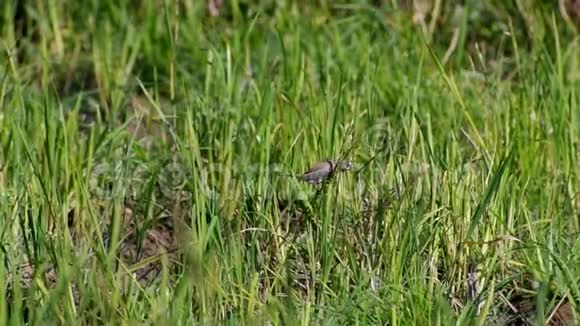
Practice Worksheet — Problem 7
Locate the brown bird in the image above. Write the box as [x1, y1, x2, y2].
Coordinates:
[298, 159, 353, 185]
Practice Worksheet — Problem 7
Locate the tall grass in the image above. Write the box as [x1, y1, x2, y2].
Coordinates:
[0, 0, 578, 324]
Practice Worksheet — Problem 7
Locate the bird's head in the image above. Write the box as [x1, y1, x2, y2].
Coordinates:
[337, 160, 354, 171]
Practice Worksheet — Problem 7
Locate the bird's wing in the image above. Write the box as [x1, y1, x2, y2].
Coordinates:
[301, 160, 334, 175]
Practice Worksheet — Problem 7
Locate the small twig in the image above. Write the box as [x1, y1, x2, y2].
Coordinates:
[428, 0, 442, 36]
[442, 28, 460, 65]
[546, 295, 569, 325]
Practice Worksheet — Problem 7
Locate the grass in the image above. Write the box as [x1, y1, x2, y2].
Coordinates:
[0, 0, 579, 324]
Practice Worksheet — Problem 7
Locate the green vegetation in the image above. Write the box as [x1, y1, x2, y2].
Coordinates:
[0, 0, 578, 324]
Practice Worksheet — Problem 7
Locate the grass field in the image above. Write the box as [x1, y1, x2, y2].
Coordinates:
[0, 1, 579, 324]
